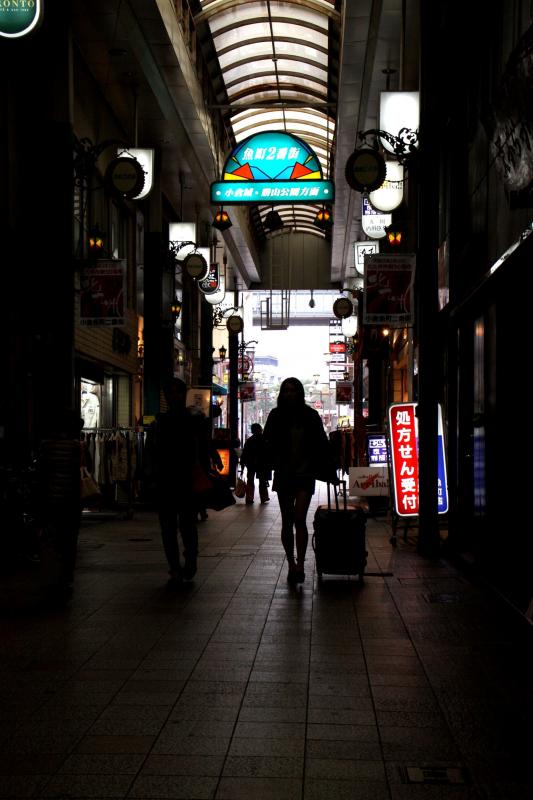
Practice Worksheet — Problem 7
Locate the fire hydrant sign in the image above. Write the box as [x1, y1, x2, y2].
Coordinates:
[388, 402, 448, 517]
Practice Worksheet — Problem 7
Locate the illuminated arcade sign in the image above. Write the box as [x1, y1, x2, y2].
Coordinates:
[0, 0, 42, 38]
[211, 131, 335, 205]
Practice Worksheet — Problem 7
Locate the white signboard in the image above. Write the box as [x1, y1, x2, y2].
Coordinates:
[349, 467, 389, 497]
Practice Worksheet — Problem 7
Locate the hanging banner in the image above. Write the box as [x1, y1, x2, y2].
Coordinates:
[363, 253, 415, 326]
[388, 402, 448, 517]
[80, 260, 126, 326]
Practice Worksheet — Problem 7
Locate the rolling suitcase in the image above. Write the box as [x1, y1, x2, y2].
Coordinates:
[312, 482, 367, 581]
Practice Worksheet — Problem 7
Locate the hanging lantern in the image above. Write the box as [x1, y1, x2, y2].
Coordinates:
[212, 208, 232, 231]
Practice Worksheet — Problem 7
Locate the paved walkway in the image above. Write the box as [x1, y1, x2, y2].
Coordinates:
[0, 486, 532, 799]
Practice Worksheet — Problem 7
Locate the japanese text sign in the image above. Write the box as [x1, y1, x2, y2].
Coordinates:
[388, 403, 448, 517]
[367, 433, 388, 465]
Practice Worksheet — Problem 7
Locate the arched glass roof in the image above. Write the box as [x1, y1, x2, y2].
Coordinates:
[196, 0, 339, 237]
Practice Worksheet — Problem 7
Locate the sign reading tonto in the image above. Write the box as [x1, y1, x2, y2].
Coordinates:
[211, 131, 335, 204]
[0, 0, 42, 38]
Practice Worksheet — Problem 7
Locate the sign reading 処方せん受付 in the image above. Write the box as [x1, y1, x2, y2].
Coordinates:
[211, 131, 334, 204]
[388, 402, 448, 517]
[0, 0, 43, 38]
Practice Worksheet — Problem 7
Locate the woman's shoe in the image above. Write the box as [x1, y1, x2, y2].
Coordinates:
[287, 563, 299, 583]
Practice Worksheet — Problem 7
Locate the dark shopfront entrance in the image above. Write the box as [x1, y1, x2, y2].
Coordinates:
[448, 234, 533, 617]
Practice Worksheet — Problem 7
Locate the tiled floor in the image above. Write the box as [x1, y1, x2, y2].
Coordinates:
[1, 485, 532, 799]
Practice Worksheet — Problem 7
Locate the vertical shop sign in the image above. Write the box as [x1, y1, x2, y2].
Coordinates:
[80, 260, 126, 326]
[363, 253, 415, 326]
[388, 402, 448, 517]
[367, 433, 388, 465]
[0, 0, 43, 38]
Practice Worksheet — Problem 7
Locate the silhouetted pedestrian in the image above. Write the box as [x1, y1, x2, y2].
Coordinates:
[154, 378, 211, 584]
[263, 377, 338, 584]
[240, 423, 270, 504]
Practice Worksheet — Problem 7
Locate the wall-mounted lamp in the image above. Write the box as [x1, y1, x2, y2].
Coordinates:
[212, 208, 232, 231]
[170, 299, 182, 318]
[384, 222, 404, 247]
[218, 345, 227, 361]
[88, 226, 105, 259]
[313, 207, 333, 230]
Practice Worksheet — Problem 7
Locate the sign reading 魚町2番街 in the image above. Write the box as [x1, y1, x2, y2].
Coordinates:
[0, 0, 43, 38]
[211, 131, 334, 204]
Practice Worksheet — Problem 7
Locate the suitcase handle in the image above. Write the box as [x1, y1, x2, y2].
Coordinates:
[326, 480, 347, 511]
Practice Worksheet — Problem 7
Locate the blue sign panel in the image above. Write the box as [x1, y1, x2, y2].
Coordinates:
[211, 130, 335, 205]
[367, 433, 389, 466]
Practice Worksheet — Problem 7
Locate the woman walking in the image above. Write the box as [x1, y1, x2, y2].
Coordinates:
[263, 377, 338, 583]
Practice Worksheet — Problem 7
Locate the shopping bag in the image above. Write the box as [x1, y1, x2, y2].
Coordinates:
[80, 467, 101, 502]
[204, 473, 236, 511]
[234, 476, 246, 499]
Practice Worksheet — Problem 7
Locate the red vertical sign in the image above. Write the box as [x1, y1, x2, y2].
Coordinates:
[389, 403, 419, 516]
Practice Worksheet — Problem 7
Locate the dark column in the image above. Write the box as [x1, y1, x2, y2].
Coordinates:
[143, 232, 165, 416]
[1, 4, 74, 462]
[199, 301, 214, 387]
[416, 1, 441, 556]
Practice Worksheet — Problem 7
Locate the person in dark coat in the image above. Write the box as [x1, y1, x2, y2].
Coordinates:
[154, 378, 211, 583]
[262, 377, 338, 584]
[240, 423, 270, 505]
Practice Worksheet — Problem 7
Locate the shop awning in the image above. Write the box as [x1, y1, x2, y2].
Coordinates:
[212, 382, 228, 395]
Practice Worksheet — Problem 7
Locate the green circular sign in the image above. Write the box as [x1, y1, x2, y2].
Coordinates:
[0, 0, 42, 38]
[345, 149, 386, 192]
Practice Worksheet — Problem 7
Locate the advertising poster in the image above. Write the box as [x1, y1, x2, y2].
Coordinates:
[239, 382, 256, 402]
[186, 387, 211, 417]
[363, 253, 415, 326]
[336, 382, 353, 403]
[80, 260, 127, 326]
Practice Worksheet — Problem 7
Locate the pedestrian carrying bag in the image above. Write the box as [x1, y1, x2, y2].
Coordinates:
[234, 474, 246, 499]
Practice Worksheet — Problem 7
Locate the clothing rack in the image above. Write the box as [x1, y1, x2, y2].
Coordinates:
[81, 427, 145, 516]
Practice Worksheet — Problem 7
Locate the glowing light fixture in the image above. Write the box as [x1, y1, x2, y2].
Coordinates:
[341, 315, 358, 338]
[379, 92, 420, 155]
[169, 222, 196, 260]
[368, 161, 404, 213]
